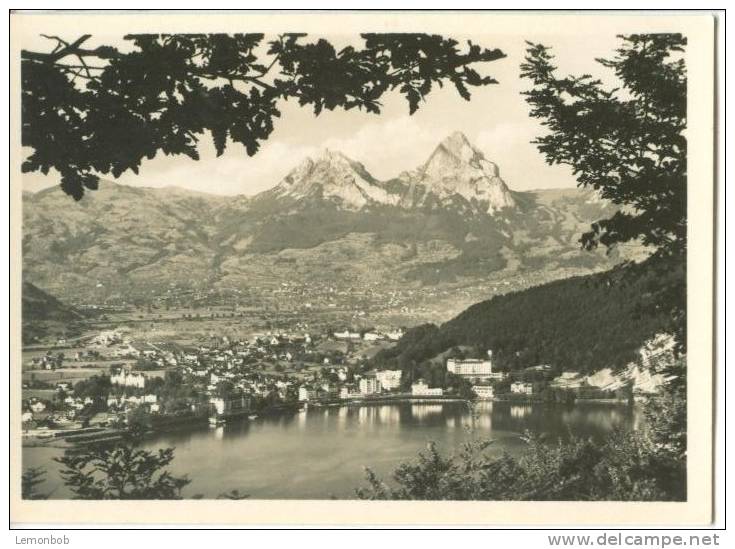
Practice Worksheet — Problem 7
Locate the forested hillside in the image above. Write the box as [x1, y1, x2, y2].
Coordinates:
[22, 282, 85, 344]
[372, 262, 675, 377]
[22, 282, 84, 322]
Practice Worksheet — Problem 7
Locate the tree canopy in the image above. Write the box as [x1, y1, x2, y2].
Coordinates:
[521, 34, 687, 345]
[358, 354, 687, 501]
[55, 441, 190, 499]
[372, 265, 675, 376]
[22, 33, 505, 200]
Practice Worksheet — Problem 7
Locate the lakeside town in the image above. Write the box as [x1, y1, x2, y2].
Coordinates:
[22, 321, 671, 448]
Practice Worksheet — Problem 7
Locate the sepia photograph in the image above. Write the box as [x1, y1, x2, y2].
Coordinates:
[9, 9, 717, 526]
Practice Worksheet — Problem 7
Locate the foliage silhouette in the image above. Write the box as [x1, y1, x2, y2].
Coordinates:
[358, 35, 690, 501]
[357, 358, 686, 501]
[22, 467, 48, 500]
[372, 261, 675, 376]
[55, 438, 190, 499]
[521, 35, 687, 347]
[22, 33, 505, 199]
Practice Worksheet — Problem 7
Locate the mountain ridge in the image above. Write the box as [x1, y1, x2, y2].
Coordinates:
[252, 131, 518, 214]
[22, 132, 645, 316]
[23, 131, 521, 214]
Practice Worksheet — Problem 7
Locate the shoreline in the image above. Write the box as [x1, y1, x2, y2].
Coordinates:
[22, 397, 635, 448]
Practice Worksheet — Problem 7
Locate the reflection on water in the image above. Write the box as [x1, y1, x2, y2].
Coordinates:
[510, 404, 533, 419]
[383, 405, 401, 424]
[475, 414, 492, 431]
[23, 401, 642, 500]
[410, 404, 444, 421]
[473, 401, 494, 413]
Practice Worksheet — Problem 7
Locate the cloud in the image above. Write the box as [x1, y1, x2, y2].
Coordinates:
[475, 123, 577, 190]
[131, 117, 454, 196]
[100, 117, 448, 195]
[317, 117, 449, 179]
[23, 117, 577, 197]
[110, 138, 317, 196]
[21, 31, 623, 197]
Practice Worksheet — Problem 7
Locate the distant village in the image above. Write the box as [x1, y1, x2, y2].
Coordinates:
[22, 324, 670, 443]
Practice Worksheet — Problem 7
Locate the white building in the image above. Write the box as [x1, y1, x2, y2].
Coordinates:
[411, 380, 443, 397]
[110, 369, 146, 389]
[298, 386, 316, 402]
[359, 377, 381, 395]
[335, 330, 361, 340]
[210, 395, 250, 415]
[339, 387, 362, 400]
[363, 332, 384, 342]
[511, 382, 534, 395]
[385, 329, 405, 341]
[446, 358, 495, 380]
[375, 370, 402, 391]
[472, 385, 495, 400]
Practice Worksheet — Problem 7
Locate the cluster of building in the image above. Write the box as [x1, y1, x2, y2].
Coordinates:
[333, 328, 405, 342]
[28, 352, 64, 370]
[296, 353, 515, 404]
[22, 391, 115, 429]
[297, 368, 447, 402]
[25, 329, 554, 435]
[445, 354, 506, 400]
[297, 369, 402, 402]
[110, 368, 146, 389]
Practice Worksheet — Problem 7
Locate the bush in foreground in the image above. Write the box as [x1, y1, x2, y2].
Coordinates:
[357, 363, 686, 501]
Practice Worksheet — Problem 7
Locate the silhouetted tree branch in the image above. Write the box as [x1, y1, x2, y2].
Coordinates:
[22, 466, 48, 500]
[521, 34, 687, 347]
[55, 440, 190, 499]
[21, 33, 506, 200]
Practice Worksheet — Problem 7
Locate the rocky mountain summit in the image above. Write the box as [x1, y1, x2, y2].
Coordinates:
[22, 131, 642, 312]
[396, 131, 516, 213]
[260, 148, 400, 210]
[254, 132, 516, 214]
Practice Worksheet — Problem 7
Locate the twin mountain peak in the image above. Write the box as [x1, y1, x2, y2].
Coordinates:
[30, 131, 517, 216]
[264, 131, 516, 214]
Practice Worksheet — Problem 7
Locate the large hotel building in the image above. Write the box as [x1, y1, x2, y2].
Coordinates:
[446, 357, 500, 381]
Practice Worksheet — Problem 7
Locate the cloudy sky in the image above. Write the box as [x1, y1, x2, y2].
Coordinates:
[22, 32, 623, 196]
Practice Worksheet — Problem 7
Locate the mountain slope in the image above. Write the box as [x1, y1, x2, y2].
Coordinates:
[22, 282, 86, 345]
[23, 180, 233, 297]
[21, 132, 648, 317]
[372, 262, 673, 375]
[22, 281, 84, 322]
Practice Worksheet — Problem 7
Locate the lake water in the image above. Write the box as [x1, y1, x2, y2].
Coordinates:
[23, 401, 643, 499]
